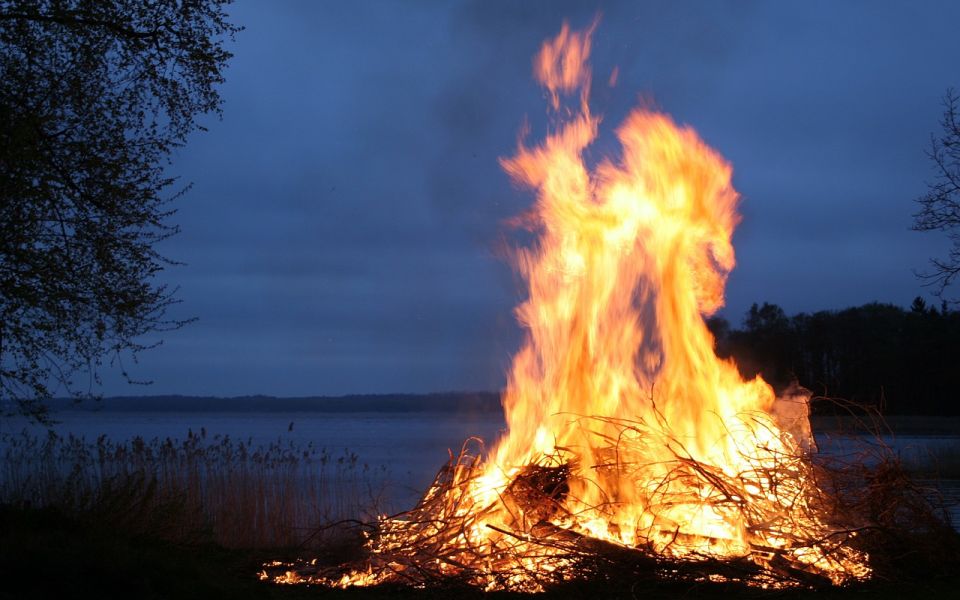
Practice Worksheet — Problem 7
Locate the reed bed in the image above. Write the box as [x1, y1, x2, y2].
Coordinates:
[0, 428, 388, 549]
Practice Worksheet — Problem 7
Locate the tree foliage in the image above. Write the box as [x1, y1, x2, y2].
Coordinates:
[0, 0, 240, 420]
[914, 88, 960, 300]
[711, 300, 960, 416]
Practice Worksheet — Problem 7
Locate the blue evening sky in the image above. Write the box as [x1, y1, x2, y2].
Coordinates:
[100, 0, 960, 397]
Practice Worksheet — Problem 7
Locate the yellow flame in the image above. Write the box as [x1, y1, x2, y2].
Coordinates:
[486, 20, 867, 582]
[486, 21, 783, 554]
[315, 21, 870, 590]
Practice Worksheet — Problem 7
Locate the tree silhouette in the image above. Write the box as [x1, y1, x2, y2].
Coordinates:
[714, 301, 960, 416]
[0, 1, 240, 420]
[914, 88, 960, 301]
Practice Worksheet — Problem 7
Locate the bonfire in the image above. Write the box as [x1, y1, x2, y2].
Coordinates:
[264, 22, 956, 592]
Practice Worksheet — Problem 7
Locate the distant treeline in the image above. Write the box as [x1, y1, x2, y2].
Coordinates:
[33, 300, 958, 418]
[708, 298, 960, 416]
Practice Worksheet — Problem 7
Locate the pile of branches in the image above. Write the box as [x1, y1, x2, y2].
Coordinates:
[263, 417, 959, 593]
[811, 410, 960, 583]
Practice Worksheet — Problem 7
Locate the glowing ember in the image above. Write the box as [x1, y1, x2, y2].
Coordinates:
[270, 21, 872, 590]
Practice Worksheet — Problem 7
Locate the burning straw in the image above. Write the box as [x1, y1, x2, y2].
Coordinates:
[264, 412, 880, 591]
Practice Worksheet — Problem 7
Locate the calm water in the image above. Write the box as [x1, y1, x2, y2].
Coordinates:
[3, 410, 957, 522]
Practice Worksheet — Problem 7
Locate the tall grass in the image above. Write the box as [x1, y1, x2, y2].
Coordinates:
[0, 428, 388, 549]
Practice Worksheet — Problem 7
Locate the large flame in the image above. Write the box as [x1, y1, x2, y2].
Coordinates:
[488, 20, 791, 552]
[275, 22, 870, 591]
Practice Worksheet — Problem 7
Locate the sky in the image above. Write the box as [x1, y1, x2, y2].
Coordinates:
[101, 0, 960, 397]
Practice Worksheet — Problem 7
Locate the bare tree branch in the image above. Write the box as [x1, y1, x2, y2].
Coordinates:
[913, 88, 960, 301]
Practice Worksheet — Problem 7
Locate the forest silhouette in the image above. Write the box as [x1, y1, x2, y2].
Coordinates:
[708, 299, 960, 416]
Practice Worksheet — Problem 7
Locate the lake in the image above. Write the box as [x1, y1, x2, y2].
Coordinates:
[0, 409, 506, 510]
[3, 409, 957, 523]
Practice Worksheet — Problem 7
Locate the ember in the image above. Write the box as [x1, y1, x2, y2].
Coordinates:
[265, 21, 878, 591]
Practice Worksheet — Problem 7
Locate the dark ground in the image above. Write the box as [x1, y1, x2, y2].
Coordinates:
[2, 505, 959, 600]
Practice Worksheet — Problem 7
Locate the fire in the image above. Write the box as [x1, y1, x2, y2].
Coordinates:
[272, 22, 871, 590]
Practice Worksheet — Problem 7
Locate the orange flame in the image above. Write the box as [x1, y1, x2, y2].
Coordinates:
[478, 20, 855, 570]
[534, 20, 597, 111]
[309, 21, 870, 590]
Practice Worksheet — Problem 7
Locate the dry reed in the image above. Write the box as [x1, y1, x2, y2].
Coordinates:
[0, 428, 388, 549]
